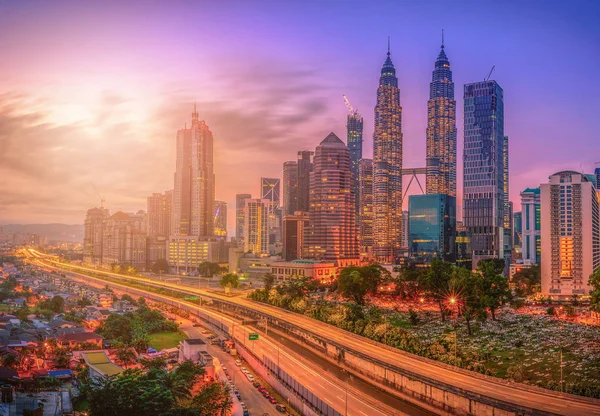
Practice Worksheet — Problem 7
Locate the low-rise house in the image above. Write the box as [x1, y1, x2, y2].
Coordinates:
[112, 300, 136, 313]
[178, 339, 206, 362]
[81, 351, 123, 380]
[48, 319, 79, 330]
[56, 332, 103, 349]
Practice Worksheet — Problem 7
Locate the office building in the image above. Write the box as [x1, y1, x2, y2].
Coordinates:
[520, 188, 541, 264]
[408, 194, 456, 262]
[172, 105, 214, 238]
[541, 171, 600, 298]
[373, 44, 403, 263]
[463, 80, 505, 268]
[346, 107, 363, 216]
[594, 167, 600, 189]
[83, 207, 110, 266]
[261, 177, 281, 247]
[305, 133, 358, 260]
[102, 211, 147, 271]
[455, 221, 472, 270]
[297, 150, 314, 212]
[282, 212, 309, 261]
[283, 161, 299, 216]
[426, 39, 457, 196]
[358, 159, 373, 255]
[513, 211, 522, 247]
[244, 198, 270, 256]
[167, 236, 227, 274]
[235, 193, 251, 241]
[401, 210, 409, 250]
[213, 200, 227, 238]
[147, 190, 172, 237]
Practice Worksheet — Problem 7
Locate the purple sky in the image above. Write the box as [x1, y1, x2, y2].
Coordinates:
[1, 0, 599, 233]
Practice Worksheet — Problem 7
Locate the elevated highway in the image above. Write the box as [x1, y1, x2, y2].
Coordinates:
[27, 250, 600, 416]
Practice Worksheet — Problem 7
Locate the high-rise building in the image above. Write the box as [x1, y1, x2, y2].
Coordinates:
[167, 236, 227, 274]
[235, 193, 251, 241]
[346, 107, 363, 216]
[408, 194, 456, 262]
[503, 136, 512, 268]
[283, 161, 299, 216]
[372, 44, 403, 263]
[282, 212, 309, 261]
[83, 207, 110, 266]
[244, 198, 269, 256]
[463, 80, 505, 268]
[541, 171, 600, 298]
[297, 150, 314, 213]
[172, 105, 214, 238]
[358, 159, 373, 255]
[305, 133, 358, 260]
[594, 167, 600, 189]
[426, 39, 457, 196]
[513, 211, 522, 247]
[261, 177, 281, 248]
[455, 221, 472, 270]
[147, 190, 172, 237]
[401, 210, 409, 250]
[102, 211, 147, 271]
[521, 188, 541, 264]
[213, 200, 227, 238]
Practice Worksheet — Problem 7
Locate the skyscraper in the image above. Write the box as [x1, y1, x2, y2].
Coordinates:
[282, 212, 309, 261]
[520, 188, 540, 264]
[305, 133, 358, 260]
[172, 105, 214, 238]
[283, 161, 298, 216]
[244, 198, 269, 256]
[594, 167, 600, 190]
[235, 193, 251, 240]
[513, 211, 522, 247]
[297, 150, 314, 213]
[372, 43, 403, 263]
[541, 171, 600, 298]
[426, 38, 457, 196]
[358, 159, 373, 254]
[83, 206, 110, 266]
[463, 80, 505, 268]
[213, 200, 227, 238]
[261, 177, 281, 248]
[346, 106, 363, 216]
[409, 194, 456, 262]
[147, 190, 172, 237]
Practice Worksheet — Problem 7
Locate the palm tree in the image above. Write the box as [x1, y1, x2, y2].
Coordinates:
[156, 370, 192, 403]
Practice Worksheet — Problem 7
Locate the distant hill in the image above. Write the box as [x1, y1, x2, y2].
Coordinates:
[0, 224, 84, 243]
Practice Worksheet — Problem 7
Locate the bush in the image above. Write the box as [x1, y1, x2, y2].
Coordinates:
[408, 308, 419, 326]
[547, 306, 556, 316]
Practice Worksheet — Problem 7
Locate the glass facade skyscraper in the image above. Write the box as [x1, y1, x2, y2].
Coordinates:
[426, 41, 457, 196]
[463, 80, 505, 268]
[347, 110, 363, 217]
[373, 44, 403, 263]
[408, 194, 456, 262]
[520, 187, 541, 264]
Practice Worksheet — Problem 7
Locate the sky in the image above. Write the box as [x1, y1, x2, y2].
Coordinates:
[1, 0, 599, 234]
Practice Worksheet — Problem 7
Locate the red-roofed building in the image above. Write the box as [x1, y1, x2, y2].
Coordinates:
[56, 332, 103, 349]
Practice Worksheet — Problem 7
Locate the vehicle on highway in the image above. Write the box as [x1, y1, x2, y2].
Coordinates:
[246, 374, 255, 382]
[243, 410, 249, 416]
[241, 366, 248, 374]
[269, 397, 277, 405]
[258, 386, 266, 393]
[192, 323, 202, 327]
[275, 405, 287, 413]
[222, 366, 227, 373]
[235, 359, 241, 366]
[253, 381, 261, 388]
[240, 402, 247, 409]
[236, 393, 242, 400]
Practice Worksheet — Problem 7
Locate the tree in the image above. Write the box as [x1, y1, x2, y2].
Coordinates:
[50, 295, 65, 313]
[152, 259, 169, 274]
[589, 268, 600, 313]
[478, 259, 510, 321]
[512, 264, 541, 296]
[121, 294, 138, 306]
[419, 260, 454, 321]
[198, 262, 226, 278]
[263, 272, 276, 292]
[115, 347, 137, 369]
[451, 267, 485, 335]
[2, 353, 18, 369]
[338, 269, 370, 305]
[190, 381, 232, 416]
[220, 273, 239, 295]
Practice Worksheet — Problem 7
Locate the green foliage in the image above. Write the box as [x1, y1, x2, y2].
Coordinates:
[115, 347, 137, 368]
[120, 294, 137, 306]
[263, 272, 275, 292]
[478, 259, 511, 321]
[408, 308, 419, 326]
[337, 265, 389, 305]
[152, 259, 169, 274]
[219, 273, 239, 294]
[512, 264, 541, 296]
[198, 262, 226, 278]
[419, 260, 454, 321]
[547, 306, 556, 316]
[589, 268, 600, 313]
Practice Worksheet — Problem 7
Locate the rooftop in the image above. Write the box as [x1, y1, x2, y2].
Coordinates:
[184, 338, 205, 345]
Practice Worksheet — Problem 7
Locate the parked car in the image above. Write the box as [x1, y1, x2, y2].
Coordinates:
[269, 397, 277, 405]
[192, 323, 202, 327]
[258, 386, 266, 392]
[243, 410, 249, 416]
[275, 405, 287, 413]
[246, 374, 255, 382]
[253, 381, 261, 388]
[236, 394, 242, 400]
[241, 367, 248, 374]
[235, 359, 242, 366]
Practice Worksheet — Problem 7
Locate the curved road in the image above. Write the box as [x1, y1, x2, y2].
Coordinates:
[29, 251, 600, 416]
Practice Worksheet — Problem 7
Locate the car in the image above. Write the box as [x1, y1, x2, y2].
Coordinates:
[235, 360, 242, 366]
[222, 366, 227, 373]
[240, 402, 247, 409]
[269, 397, 277, 405]
[246, 374, 255, 382]
[240, 366, 248, 373]
[227, 376, 232, 382]
[262, 414, 270, 416]
[233, 389, 239, 395]
[192, 323, 202, 327]
[275, 405, 287, 413]
[236, 394, 242, 400]
[243, 410, 249, 416]
[167, 359, 177, 364]
[253, 381, 261, 388]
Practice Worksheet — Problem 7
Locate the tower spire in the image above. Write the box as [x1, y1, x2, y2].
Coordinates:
[192, 101, 198, 123]
[387, 36, 390, 56]
[442, 29, 444, 48]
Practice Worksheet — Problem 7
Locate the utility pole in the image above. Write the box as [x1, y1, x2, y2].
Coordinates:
[560, 348, 563, 391]
[345, 376, 348, 416]
[454, 331, 457, 362]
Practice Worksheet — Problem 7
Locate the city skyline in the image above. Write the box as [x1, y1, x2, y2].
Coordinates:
[1, 1, 600, 237]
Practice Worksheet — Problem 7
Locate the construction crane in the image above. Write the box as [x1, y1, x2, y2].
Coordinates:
[92, 183, 105, 208]
[485, 65, 495, 81]
[343, 95, 358, 115]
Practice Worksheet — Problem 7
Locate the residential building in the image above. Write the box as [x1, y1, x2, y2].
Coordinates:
[426, 39, 457, 197]
[283, 161, 299, 216]
[408, 194, 456, 262]
[235, 193, 251, 241]
[244, 198, 269, 256]
[358, 159, 373, 256]
[213, 200, 227, 238]
[521, 188, 541, 264]
[101, 211, 147, 270]
[594, 167, 600, 189]
[83, 207, 109, 266]
[346, 106, 363, 216]
[172, 105, 214, 238]
[463, 80, 505, 268]
[297, 150, 314, 213]
[57, 332, 103, 349]
[167, 236, 227, 274]
[541, 170, 600, 298]
[305, 133, 358, 260]
[282, 212, 308, 261]
[82, 351, 123, 380]
[179, 339, 207, 362]
[401, 210, 409, 250]
[373, 44, 403, 263]
[147, 190, 172, 237]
